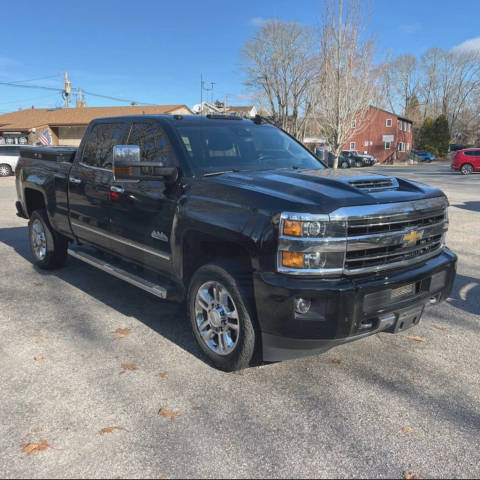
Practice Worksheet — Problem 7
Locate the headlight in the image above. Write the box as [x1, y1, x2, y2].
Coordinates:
[278, 212, 347, 276]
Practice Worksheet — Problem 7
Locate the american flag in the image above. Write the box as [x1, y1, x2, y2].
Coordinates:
[38, 129, 51, 145]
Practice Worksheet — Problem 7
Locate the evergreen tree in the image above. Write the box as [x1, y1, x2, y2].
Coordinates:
[433, 114, 450, 156]
[417, 117, 436, 154]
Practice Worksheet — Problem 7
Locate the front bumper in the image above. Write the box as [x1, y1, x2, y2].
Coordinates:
[254, 249, 457, 361]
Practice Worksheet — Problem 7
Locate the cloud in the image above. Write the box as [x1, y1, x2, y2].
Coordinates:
[452, 37, 480, 53]
[399, 23, 421, 34]
[248, 17, 270, 27]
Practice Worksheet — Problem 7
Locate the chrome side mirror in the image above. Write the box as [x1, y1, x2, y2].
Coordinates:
[112, 144, 178, 182]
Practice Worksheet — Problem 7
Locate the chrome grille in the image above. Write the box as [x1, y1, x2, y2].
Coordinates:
[343, 198, 448, 274]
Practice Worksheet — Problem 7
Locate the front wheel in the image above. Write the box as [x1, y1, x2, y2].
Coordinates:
[340, 161, 349, 169]
[461, 163, 473, 175]
[187, 261, 258, 371]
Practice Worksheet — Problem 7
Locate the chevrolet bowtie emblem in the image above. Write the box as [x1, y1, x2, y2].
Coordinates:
[402, 229, 422, 245]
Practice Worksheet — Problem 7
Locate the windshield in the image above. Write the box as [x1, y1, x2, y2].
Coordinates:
[177, 122, 324, 175]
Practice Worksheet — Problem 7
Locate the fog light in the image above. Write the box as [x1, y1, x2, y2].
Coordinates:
[294, 297, 311, 314]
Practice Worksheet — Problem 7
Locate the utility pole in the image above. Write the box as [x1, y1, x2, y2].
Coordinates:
[75, 87, 85, 108]
[63, 71, 71, 108]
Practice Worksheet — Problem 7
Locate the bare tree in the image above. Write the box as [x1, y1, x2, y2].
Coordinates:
[241, 20, 318, 137]
[313, 0, 376, 168]
[384, 54, 419, 115]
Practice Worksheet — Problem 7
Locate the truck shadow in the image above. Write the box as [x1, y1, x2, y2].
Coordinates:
[0, 225, 210, 366]
[452, 201, 480, 213]
[1, 225, 478, 363]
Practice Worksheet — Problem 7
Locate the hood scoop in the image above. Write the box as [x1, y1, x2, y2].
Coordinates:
[347, 176, 398, 192]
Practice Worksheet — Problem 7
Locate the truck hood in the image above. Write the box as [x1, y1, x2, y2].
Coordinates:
[202, 168, 444, 214]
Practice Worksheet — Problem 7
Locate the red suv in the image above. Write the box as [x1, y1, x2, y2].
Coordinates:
[451, 148, 480, 175]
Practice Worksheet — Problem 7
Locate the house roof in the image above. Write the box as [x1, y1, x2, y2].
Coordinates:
[0, 104, 192, 131]
[370, 105, 413, 123]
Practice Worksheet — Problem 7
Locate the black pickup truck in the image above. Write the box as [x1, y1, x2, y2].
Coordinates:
[15, 114, 456, 370]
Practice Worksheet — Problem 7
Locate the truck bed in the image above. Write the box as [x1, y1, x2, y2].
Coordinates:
[20, 146, 77, 163]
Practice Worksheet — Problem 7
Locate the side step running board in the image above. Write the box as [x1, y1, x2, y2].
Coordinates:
[68, 248, 167, 299]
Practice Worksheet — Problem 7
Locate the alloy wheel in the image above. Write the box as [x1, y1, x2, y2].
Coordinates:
[31, 219, 47, 260]
[194, 281, 240, 355]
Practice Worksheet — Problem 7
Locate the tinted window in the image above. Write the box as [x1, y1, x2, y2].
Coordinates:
[127, 122, 177, 166]
[465, 150, 480, 156]
[177, 123, 323, 174]
[81, 123, 127, 168]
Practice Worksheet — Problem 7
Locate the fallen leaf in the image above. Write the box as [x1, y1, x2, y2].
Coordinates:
[158, 408, 180, 420]
[407, 335, 426, 343]
[33, 355, 44, 361]
[412, 376, 421, 383]
[113, 327, 131, 338]
[120, 363, 137, 374]
[33, 282, 43, 287]
[331, 359, 341, 364]
[157, 372, 168, 378]
[20, 439, 50, 455]
[401, 426, 413, 433]
[402, 472, 420, 480]
[34, 337, 48, 344]
[432, 324, 447, 331]
[98, 426, 127, 435]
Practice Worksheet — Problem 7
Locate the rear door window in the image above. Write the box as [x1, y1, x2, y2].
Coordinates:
[81, 122, 128, 168]
[127, 122, 178, 166]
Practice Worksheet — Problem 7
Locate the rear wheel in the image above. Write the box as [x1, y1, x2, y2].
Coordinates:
[187, 261, 258, 371]
[28, 209, 68, 269]
[340, 161, 349, 169]
[0, 164, 12, 176]
[461, 163, 473, 175]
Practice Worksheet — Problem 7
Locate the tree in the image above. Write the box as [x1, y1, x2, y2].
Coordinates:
[313, 0, 376, 168]
[417, 116, 436, 152]
[241, 20, 317, 137]
[433, 114, 450, 156]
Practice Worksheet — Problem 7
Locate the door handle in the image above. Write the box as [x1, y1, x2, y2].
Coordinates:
[110, 185, 125, 194]
[69, 177, 82, 184]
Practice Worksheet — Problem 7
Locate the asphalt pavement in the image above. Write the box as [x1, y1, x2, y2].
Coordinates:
[0, 163, 479, 479]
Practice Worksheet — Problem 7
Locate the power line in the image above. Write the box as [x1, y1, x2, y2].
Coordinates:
[0, 80, 150, 105]
[82, 89, 150, 105]
[2, 74, 62, 84]
[0, 81, 62, 92]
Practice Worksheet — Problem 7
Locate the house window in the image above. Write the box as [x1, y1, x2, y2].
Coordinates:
[386, 118, 392, 127]
[351, 120, 356, 128]
[364, 141, 369, 147]
[385, 141, 391, 150]
[397, 142, 403, 152]
[406, 143, 409, 150]
[349, 142, 355, 149]
[407, 123, 411, 132]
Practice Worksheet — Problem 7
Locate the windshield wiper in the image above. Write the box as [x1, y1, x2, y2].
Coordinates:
[203, 169, 240, 177]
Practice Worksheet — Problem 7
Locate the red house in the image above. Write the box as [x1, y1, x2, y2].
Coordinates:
[344, 106, 413, 163]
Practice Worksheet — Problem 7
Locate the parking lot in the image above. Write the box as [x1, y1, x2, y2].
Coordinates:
[0, 163, 479, 479]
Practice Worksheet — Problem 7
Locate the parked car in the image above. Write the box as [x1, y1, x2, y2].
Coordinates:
[15, 114, 456, 371]
[313, 147, 353, 169]
[0, 145, 21, 176]
[411, 150, 435, 162]
[451, 148, 480, 175]
[342, 150, 375, 167]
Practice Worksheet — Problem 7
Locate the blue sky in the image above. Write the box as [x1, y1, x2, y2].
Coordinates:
[0, 0, 479, 112]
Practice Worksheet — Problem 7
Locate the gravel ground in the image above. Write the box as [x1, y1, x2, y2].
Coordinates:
[0, 163, 478, 479]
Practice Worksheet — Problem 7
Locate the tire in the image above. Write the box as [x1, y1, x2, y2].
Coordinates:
[0, 164, 12, 177]
[28, 209, 68, 269]
[187, 261, 259, 371]
[340, 161, 349, 169]
[461, 163, 473, 175]
[355, 160, 363, 168]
